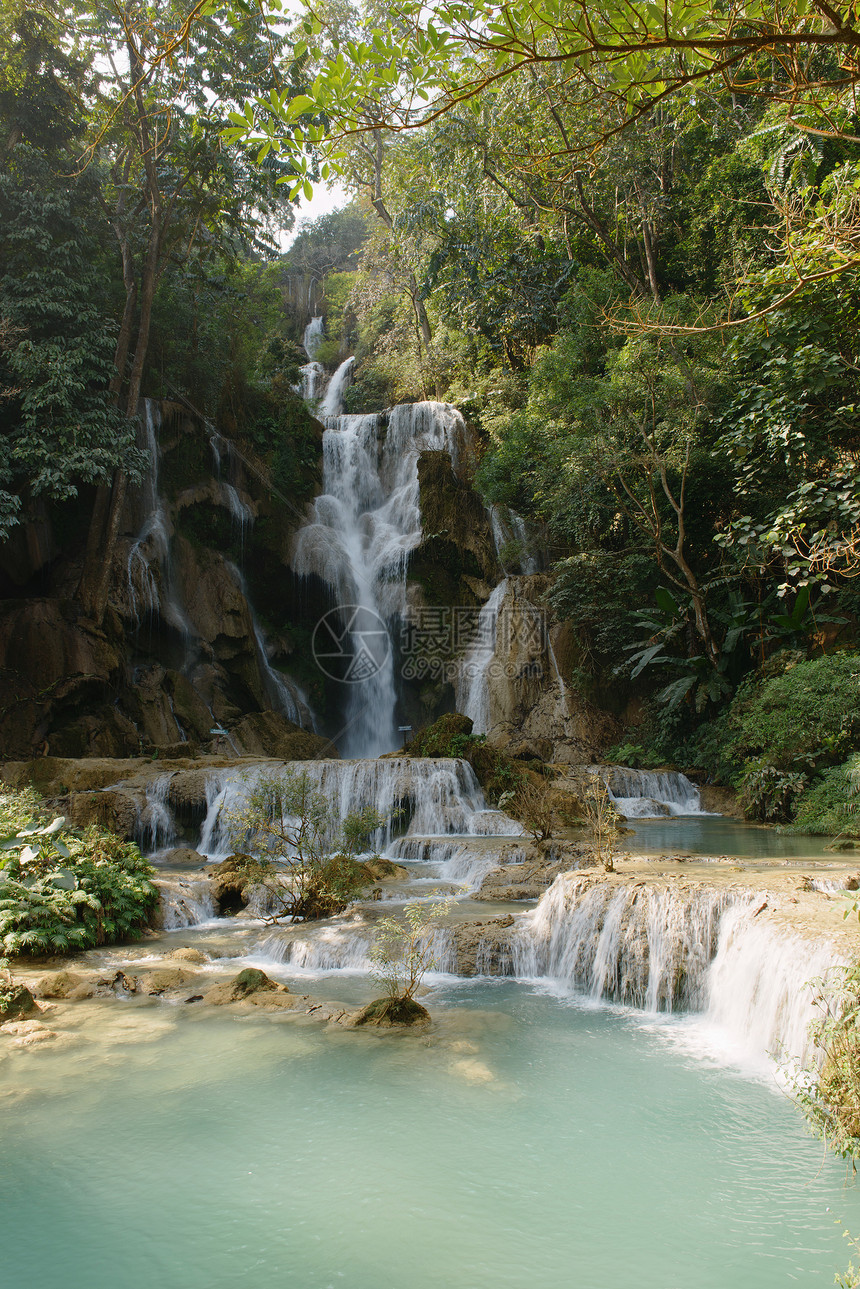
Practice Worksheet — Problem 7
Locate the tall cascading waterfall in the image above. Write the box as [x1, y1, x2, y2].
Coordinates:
[127, 400, 317, 737]
[297, 316, 325, 403]
[455, 579, 508, 734]
[126, 400, 191, 636]
[318, 354, 354, 418]
[291, 366, 467, 757]
[225, 562, 316, 730]
[595, 766, 709, 818]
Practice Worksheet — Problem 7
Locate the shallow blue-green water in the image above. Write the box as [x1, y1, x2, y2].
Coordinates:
[629, 815, 837, 859]
[2, 980, 857, 1289]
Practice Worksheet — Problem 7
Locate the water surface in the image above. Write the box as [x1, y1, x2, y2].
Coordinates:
[2, 980, 857, 1289]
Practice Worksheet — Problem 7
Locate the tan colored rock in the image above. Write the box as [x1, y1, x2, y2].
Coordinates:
[360, 858, 409, 881]
[34, 971, 85, 999]
[1, 1019, 57, 1047]
[68, 788, 139, 839]
[166, 947, 209, 964]
[448, 917, 518, 976]
[160, 847, 207, 869]
[205, 857, 252, 914]
[201, 968, 290, 1006]
[135, 968, 193, 995]
[228, 712, 333, 760]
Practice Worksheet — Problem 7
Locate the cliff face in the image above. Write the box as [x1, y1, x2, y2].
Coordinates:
[0, 400, 331, 760]
[469, 576, 620, 763]
[0, 398, 618, 766]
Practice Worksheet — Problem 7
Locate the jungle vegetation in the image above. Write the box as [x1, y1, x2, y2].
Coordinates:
[1, 0, 859, 829]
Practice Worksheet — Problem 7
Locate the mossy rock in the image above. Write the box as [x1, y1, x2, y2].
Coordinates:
[351, 996, 430, 1027]
[405, 712, 473, 757]
[202, 968, 289, 1005]
[0, 984, 37, 1020]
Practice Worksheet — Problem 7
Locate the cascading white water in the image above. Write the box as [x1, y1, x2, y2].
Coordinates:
[318, 355, 354, 418]
[195, 757, 522, 860]
[455, 579, 508, 734]
[509, 871, 845, 1064]
[703, 903, 845, 1065]
[224, 561, 315, 730]
[221, 483, 254, 559]
[127, 402, 176, 628]
[514, 874, 731, 1011]
[136, 774, 177, 854]
[489, 504, 540, 574]
[126, 399, 195, 644]
[156, 877, 217, 929]
[389, 836, 525, 892]
[292, 385, 467, 756]
[297, 317, 326, 402]
[597, 766, 708, 818]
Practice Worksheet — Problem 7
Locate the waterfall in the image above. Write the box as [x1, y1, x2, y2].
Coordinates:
[126, 401, 170, 625]
[514, 874, 730, 1011]
[490, 504, 540, 574]
[297, 317, 326, 403]
[291, 392, 467, 757]
[455, 580, 508, 734]
[221, 483, 254, 560]
[511, 871, 844, 1064]
[156, 877, 217, 929]
[255, 918, 456, 974]
[136, 774, 177, 854]
[225, 561, 315, 730]
[388, 836, 523, 892]
[194, 757, 522, 860]
[304, 316, 324, 359]
[126, 400, 194, 640]
[703, 903, 845, 1065]
[597, 766, 708, 818]
[318, 356, 354, 418]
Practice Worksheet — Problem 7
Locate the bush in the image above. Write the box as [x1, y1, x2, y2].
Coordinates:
[0, 790, 157, 956]
[225, 769, 386, 922]
[729, 653, 860, 771]
[738, 760, 808, 823]
[405, 713, 523, 805]
[789, 756, 860, 837]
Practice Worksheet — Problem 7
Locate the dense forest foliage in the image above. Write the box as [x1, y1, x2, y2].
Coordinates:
[1, 0, 859, 833]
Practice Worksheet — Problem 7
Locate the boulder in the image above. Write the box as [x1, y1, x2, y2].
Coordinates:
[68, 788, 139, 839]
[160, 847, 207, 870]
[227, 711, 333, 760]
[135, 968, 193, 995]
[359, 858, 410, 882]
[202, 968, 290, 1006]
[34, 971, 86, 999]
[448, 918, 518, 976]
[348, 996, 431, 1028]
[205, 857, 253, 914]
[0, 984, 37, 1021]
[166, 947, 209, 965]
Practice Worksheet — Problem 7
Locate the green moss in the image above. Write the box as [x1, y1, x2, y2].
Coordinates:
[352, 996, 430, 1027]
